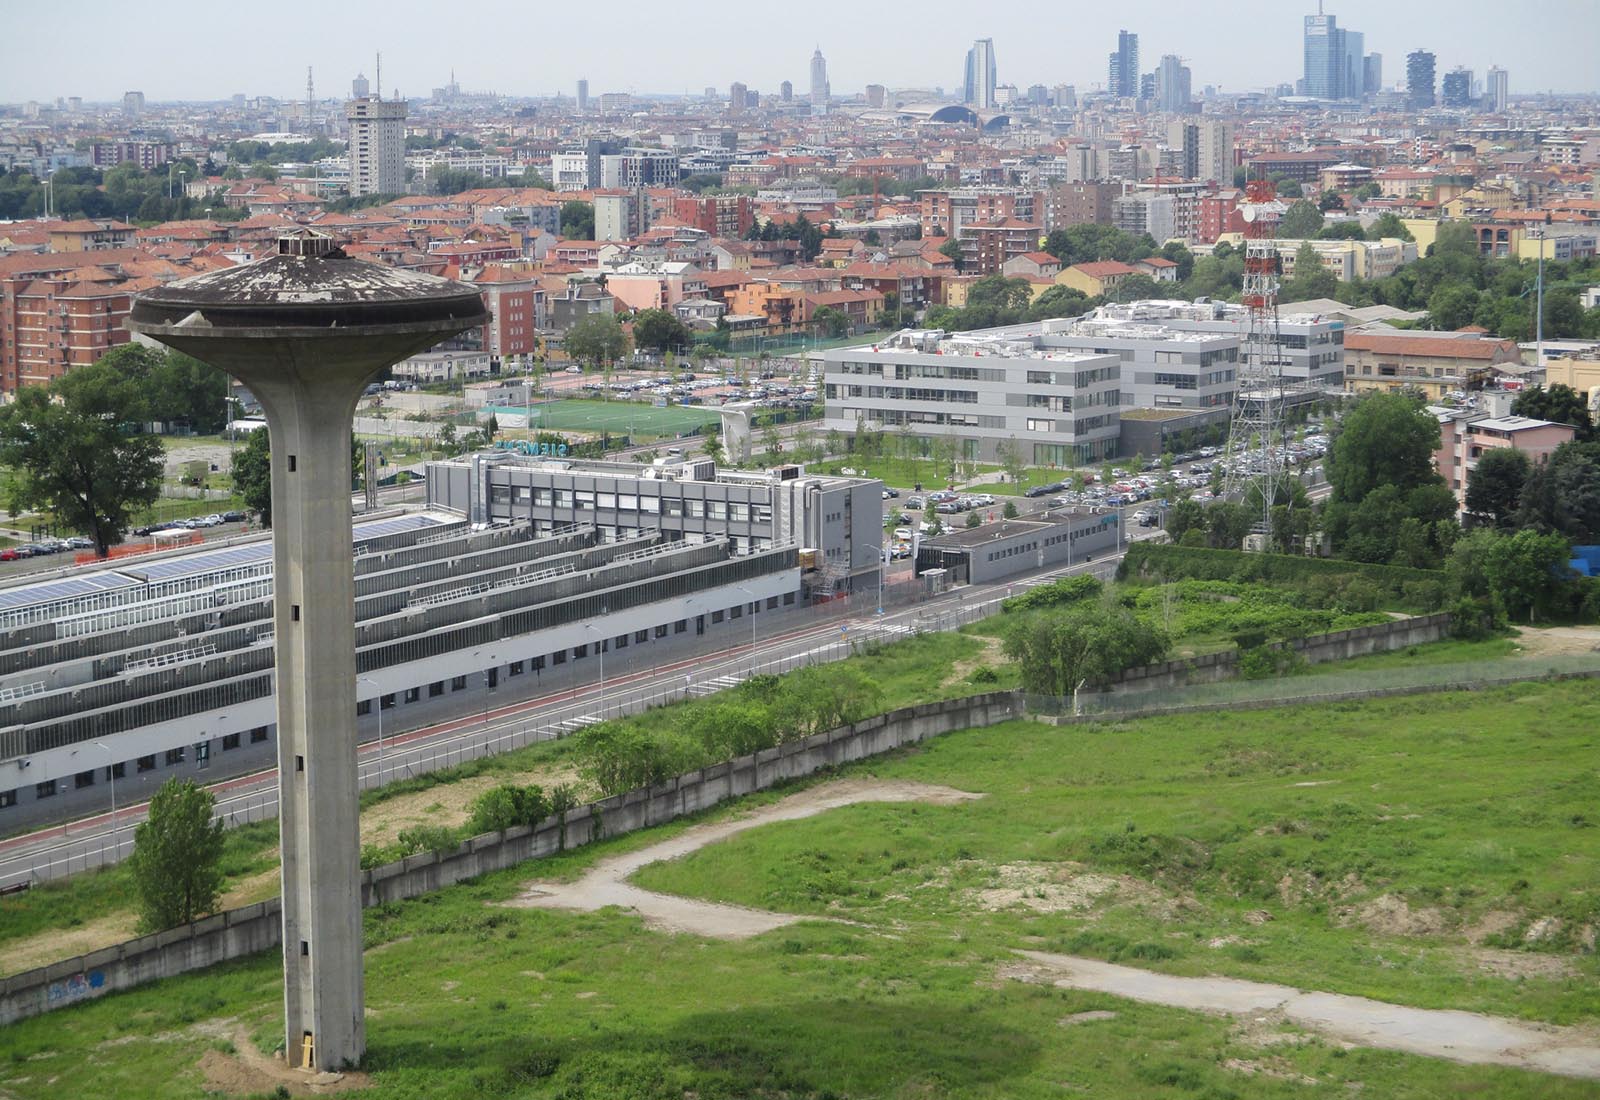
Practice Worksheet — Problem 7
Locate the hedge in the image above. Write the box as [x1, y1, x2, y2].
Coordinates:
[1116, 543, 1449, 612]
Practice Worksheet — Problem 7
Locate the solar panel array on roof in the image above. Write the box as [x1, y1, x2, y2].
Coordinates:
[0, 515, 444, 615]
[0, 571, 141, 613]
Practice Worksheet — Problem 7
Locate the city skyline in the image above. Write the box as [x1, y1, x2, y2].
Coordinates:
[2, 0, 1594, 103]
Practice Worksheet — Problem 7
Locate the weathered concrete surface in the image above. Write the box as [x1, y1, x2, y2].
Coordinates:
[507, 779, 981, 937]
[1008, 950, 1600, 1080]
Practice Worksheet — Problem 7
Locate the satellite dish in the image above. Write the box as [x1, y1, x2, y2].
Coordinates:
[1240, 205, 1259, 223]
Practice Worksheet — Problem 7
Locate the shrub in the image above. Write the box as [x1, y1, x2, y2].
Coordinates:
[395, 825, 460, 856]
[467, 783, 550, 835]
[1001, 573, 1103, 614]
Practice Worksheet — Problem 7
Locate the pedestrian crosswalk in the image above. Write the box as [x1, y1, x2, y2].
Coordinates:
[691, 674, 743, 696]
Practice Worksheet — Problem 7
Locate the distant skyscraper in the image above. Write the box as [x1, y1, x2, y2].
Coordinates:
[964, 38, 997, 108]
[810, 48, 830, 114]
[347, 95, 406, 196]
[1363, 54, 1382, 97]
[577, 79, 589, 113]
[1053, 84, 1077, 110]
[1303, 12, 1364, 99]
[865, 84, 887, 108]
[780, 80, 793, 103]
[1406, 50, 1436, 108]
[122, 91, 144, 117]
[1487, 66, 1509, 112]
[351, 73, 370, 99]
[1154, 55, 1191, 113]
[729, 82, 748, 115]
[1442, 68, 1473, 108]
[1109, 30, 1139, 98]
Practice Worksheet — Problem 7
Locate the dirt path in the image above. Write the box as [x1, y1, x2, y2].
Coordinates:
[505, 779, 982, 938]
[1005, 950, 1600, 1080]
[1512, 625, 1600, 658]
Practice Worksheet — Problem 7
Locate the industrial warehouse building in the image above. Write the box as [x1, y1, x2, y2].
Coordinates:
[0, 511, 805, 827]
[426, 452, 885, 599]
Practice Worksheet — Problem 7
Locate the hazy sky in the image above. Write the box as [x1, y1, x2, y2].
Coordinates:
[4, 0, 1595, 104]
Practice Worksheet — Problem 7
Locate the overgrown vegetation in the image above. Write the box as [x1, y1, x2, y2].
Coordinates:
[9, 681, 1598, 1098]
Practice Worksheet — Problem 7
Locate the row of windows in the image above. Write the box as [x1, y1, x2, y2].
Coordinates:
[985, 539, 1041, 562]
[5, 728, 269, 808]
[502, 484, 774, 524]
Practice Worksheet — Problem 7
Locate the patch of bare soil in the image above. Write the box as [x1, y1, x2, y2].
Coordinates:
[1338, 892, 1451, 937]
[1458, 947, 1578, 982]
[1222, 1057, 1319, 1085]
[361, 764, 586, 847]
[1059, 1010, 1118, 1025]
[942, 634, 1005, 688]
[1511, 625, 1600, 658]
[198, 1026, 371, 1096]
[219, 864, 281, 909]
[505, 779, 982, 939]
[1006, 950, 1600, 1080]
[968, 861, 1164, 916]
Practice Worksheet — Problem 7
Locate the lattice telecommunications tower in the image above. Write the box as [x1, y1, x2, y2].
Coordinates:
[1221, 178, 1295, 546]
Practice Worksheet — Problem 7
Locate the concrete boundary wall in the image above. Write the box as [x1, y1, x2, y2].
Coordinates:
[1104, 613, 1454, 694]
[0, 692, 1020, 1027]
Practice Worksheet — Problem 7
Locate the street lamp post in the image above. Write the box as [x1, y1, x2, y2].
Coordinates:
[735, 585, 759, 673]
[92, 741, 115, 859]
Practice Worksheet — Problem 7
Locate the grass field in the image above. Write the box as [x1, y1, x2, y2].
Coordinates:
[3, 678, 1596, 1098]
[517, 399, 721, 437]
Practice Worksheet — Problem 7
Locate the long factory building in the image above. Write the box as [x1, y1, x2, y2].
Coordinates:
[0, 479, 864, 827]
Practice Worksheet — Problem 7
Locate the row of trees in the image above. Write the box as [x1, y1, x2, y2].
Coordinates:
[0, 163, 244, 224]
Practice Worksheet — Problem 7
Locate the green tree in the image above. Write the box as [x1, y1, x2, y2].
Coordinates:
[702, 428, 724, 463]
[812, 306, 849, 337]
[127, 778, 225, 931]
[1365, 213, 1413, 241]
[564, 311, 630, 369]
[0, 383, 163, 556]
[631, 308, 691, 353]
[1427, 283, 1481, 331]
[994, 436, 1027, 486]
[1027, 284, 1091, 321]
[560, 199, 595, 239]
[467, 783, 550, 834]
[1511, 384, 1594, 441]
[1002, 601, 1169, 697]
[1516, 442, 1600, 543]
[1326, 391, 1442, 503]
[1464, 447, 1530, 528]
[1166, 498, 1207, 543]
[232, 422, 272, 521]
[937, 236, 963, 271]
[1278, 199, 1325, 239]
[1283, 242, 1339, 300]
[1447, 528, 1573, 624]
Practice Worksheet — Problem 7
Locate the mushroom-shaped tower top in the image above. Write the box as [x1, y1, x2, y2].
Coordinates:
[129, 230, 485, 355]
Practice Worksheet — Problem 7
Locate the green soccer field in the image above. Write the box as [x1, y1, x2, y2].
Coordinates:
[520, 399, 721, 437]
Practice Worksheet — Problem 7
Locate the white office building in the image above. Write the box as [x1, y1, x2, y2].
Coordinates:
[823, 329, 1122, 466]
[1090, 299, 1346, 391]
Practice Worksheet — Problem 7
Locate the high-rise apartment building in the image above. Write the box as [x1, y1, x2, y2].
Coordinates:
[1487, 66, 1509, 112]
[1406, 50, 1436, 108]
[346, 96, 407, 196]
[780, 80, 793, 102]
[577, 79, 589, 113]
[809, 48, 829, 114]
[122, 91, 144, 117]
[964, 38, 997, 108]
[1303, 12, 1365, 99]
[1108, 31, 1139, 98]
[1154, 55, 1191, 113]
[1167, 119, 1233, 185]
[1442, 68, 1473, 108]
[729, 82, 748, 115]
[865, 84, 887, 108]
[351, 73, 370, 99]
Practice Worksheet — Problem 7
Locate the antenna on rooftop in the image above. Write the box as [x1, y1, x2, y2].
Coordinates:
[305, 66, 314, 129]
[376, 52, 382, 99]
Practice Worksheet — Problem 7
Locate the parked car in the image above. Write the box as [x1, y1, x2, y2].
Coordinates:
[882, 487, 899, 498]
[222, 510, 247, 523]
[0, 547, 28, 561]
[66, 536, 95, 550]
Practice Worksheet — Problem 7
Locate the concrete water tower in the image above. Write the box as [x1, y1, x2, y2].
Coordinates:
[128, 230, 485, 1071]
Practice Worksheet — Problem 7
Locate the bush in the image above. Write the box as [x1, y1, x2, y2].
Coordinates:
[467, 783, 550, 835]
[1118, 542, 1446, 611]
[395, 825, 460, 857]
[1001, 573, 1103, 614]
